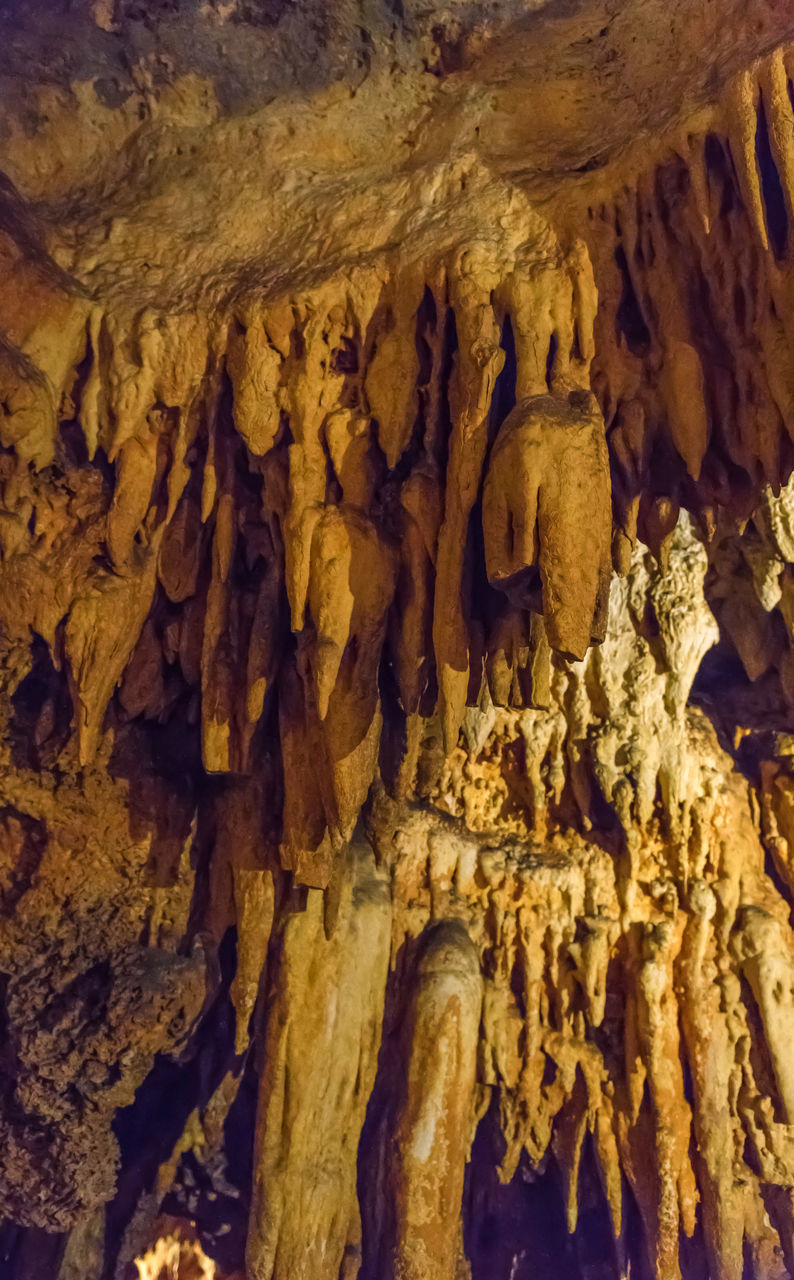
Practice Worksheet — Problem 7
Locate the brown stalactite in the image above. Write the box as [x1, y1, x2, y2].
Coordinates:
[482, 391, 612, 660]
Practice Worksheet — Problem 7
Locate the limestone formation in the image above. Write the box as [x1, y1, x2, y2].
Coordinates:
[5, 2, 794, 1278]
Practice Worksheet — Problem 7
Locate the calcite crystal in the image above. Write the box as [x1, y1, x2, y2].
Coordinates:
[5, 2, 794, 1278]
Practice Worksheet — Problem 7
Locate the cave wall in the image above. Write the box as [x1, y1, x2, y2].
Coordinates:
[4, 3, 794, 1278]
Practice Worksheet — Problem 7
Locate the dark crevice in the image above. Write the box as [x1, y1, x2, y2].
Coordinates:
[763, 844, 794, 926]
[464, 1096, 581, 1280]
[488, 312, 517, 445]
[435, 302, 459, 478]
[0, 806, 47, 919]
[9, 635, 73, 772]
[614, 245, 651, 355]
[574, 1133, 622, 1278]
[415, 285, 437, 387]
[690, 640, 794, 803]
[620, 1179, 654, 1280]
[705, 133, 738, 219]
[755, 99, 789, 261]
[102, 928, 241, 1279]
[0, 1224, 65, 1280]
[509, 953, 526, 1019]
[545, 331, 558, 391]
[463, 502, 485, 703]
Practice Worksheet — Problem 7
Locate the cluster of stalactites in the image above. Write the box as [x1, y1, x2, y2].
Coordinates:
[589, 45, 794, 577]
[5, 45, 794, 887]
[231, 531, 794, 1280]
[355, 513, 794, 1280]
[361, 769, 794, 1280]
[0, 227, 607, 888]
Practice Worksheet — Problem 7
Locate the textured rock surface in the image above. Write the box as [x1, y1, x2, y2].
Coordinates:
[5, 2, 794, 1278]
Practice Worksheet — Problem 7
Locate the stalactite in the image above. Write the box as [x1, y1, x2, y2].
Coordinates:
[365, 269, 425, 470]
[432, 248, 505, 754]
[482, 390, 611, 660]
[66, 549, 160, 767]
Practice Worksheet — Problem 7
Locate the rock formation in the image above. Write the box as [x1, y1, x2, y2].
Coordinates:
[4, 1, 794, 1277]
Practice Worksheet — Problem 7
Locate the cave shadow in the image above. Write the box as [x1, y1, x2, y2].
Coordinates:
[462, 1092, 652, 1280]
[103, 926, 245, 1280]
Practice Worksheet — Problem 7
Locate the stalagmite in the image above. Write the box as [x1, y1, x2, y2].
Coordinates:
[678, 884, 745, 1280]
[247, 844, 391, 1280]
[633, 918, 698, 1280]
[378, 921, 482, 1280]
